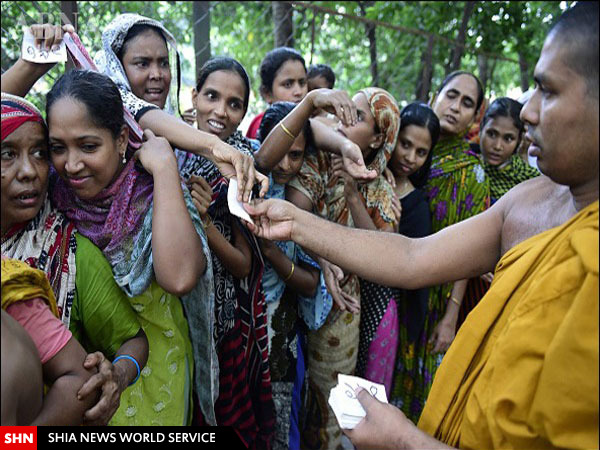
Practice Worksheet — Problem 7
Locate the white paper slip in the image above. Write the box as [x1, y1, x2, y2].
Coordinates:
[21, 27, 67, 64]
[328, 374, 388, 430]
[227, 178, 254, 224]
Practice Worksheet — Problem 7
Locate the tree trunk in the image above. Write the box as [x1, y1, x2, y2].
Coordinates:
[447, 1, 477, 75]
[518, 51, 529, 92]
[359, 2, 378, 86]
[415, 35, 435, 102]
[60, 1, 78, 71]
[272, 2, 294, 48]
[193, 2, 211, 75]
[477, 53, 488, 93]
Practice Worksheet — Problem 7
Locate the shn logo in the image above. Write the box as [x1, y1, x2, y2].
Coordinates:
[4, 433, 33, 444]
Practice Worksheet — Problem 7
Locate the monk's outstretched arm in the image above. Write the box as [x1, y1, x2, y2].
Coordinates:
[244, 198, 503, 290]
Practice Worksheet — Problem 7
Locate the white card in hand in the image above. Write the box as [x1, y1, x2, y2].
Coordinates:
[227, 178, 254, 224]
[21, 26, 67, 64]
[328, 374, 388, 430]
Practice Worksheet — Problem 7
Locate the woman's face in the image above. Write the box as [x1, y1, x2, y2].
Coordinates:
[1, 122, 49, 233]
[272, 131, 306, 185]
[389, 124, 432, 178]
[193, 70, 247, 141]
[337, 92, 383, 158]
[121, 29, 172, 109]
[48, 97, 127, 200]
[480, 115, 520, 166]
[433, 74, 479, 136]
[264, 60, 307, 104]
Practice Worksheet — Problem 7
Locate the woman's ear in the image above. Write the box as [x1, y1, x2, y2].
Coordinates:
[191, 87, 198, 105]
[118, 125, 129, 156]
[260, 86, 273, 104]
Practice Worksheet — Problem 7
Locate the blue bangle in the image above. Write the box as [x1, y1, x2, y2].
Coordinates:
[113, 355, 141, 386]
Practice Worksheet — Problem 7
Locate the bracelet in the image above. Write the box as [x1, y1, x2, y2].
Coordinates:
[113, 355, 141, 386]
[283, 262, 295, 282]
[279, 122, 296, 140]
[450, 296, 461, 307]
[203, 216, 213, 229]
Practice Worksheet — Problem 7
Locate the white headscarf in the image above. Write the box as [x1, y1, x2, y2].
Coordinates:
[95, 13, 181, 116]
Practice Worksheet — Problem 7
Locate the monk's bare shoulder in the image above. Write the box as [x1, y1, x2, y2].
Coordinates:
[495, 176, 574, 255]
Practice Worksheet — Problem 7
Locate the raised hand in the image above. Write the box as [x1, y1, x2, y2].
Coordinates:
[134, 129, 177, 175]
[210, 139, 269, 202]
[308, 88, 358, 126]
[340, 140, 377, 181]
[30, 23, 74, 53]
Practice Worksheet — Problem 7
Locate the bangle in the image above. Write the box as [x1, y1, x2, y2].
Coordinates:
[450, 296, 461, 307]
[113, 355, 141, 386]
[283, 262, 295, 281]
[279, 122, 296, 140]
[203, 216, 213, 229]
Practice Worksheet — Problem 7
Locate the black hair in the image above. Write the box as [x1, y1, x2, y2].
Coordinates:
[480, 97, 524, 149]
[549, 1, 599, 99]
[46, 70, 125, 139]
[257, 101, 315, 154]
[196, 56, 251, 112]
[437, 70, 485, 114]
[307, 64, 336, 89]
[117, 24, 167, 61]
[259, 47, 306, 94]
[398, 102, 440, 188]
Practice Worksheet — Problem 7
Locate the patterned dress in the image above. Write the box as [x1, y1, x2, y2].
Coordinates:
[289, 88, 400, 449]
[177, 132, 275, 448]
[263, 175, 332, 450]
[390, 134, 489, 423]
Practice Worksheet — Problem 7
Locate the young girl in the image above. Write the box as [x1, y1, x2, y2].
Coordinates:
[479, 97, 539, 205]
[258, 87, 400, 449]
[254, 101, 332, 449]
[185, 56, 274, 447]
[42, 69, 214, 426]
[356, 102, 440, 397]
[246, 47, 308, 139]
[383, 103, 442, 420]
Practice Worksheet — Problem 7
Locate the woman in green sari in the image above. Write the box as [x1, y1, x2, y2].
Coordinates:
[390, 71, 489, 422]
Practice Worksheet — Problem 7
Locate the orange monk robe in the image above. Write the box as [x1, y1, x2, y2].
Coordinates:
[419, 200, 599, 449]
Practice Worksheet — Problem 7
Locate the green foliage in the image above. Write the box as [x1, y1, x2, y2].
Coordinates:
[1, 1, 570, 117]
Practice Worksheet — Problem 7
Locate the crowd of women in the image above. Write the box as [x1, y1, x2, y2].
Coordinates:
[1, 11, 540, 449]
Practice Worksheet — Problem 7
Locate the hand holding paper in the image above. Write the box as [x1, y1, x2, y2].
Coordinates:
[21, 26, 67, 64]
[328, 374, 388, 429]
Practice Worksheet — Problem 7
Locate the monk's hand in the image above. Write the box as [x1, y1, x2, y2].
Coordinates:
[243, 198, 296, 241]
[340, 140, 377, 182]
[209, 138, 269, 202]
[344, 387, 410, 450]
[78, 351, 127, 426]
[429, 315, 457, 354]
